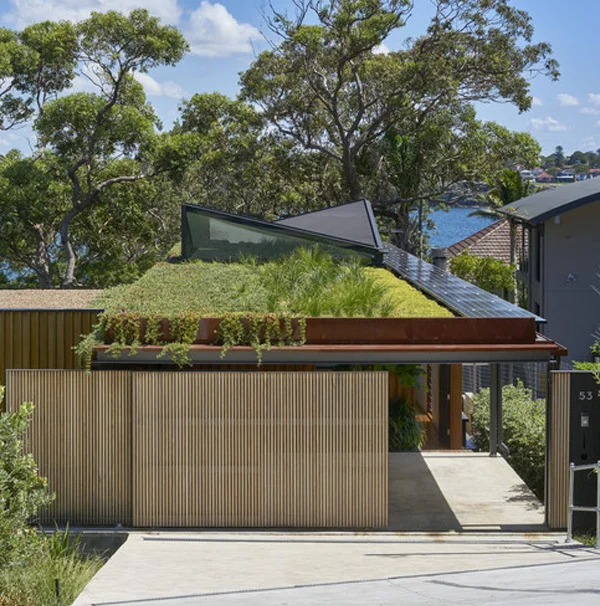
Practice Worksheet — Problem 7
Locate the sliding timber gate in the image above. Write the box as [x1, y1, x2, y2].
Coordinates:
[6, 370, 388, 529]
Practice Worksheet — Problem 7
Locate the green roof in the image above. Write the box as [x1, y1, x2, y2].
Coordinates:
[92, 251, 453, 319]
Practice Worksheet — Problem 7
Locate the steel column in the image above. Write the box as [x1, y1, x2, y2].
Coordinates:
[490, 363, 502, 456]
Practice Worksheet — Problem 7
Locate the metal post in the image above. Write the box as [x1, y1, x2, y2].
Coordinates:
[596, 461, 600, 550]
[545, 358, 559, 528]
[566, 462, 574, 543]
[490, 363, 501, 456]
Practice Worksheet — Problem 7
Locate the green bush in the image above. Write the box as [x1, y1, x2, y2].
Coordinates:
[449, 250, 515, 295]
[0, 527, 102, 606]
[471, 381, 545, 499]
[0, 391, 102, 605]
[389, 398, 426, 451]
[0, 391, 53, 566]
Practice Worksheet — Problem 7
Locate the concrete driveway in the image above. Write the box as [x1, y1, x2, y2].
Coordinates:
[74, 532, 599, 605]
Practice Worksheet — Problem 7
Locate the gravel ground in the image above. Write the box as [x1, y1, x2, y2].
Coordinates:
[0, 289, 103, 309]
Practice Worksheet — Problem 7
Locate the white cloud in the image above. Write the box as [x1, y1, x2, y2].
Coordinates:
[187, 1, 262, 57]
[531, 96, 543, 107]
[373, 43, 391, 55]
[557, 93, 579, 107]
[4, 0, 181, 28]
[581, 107, 600, 115]
[588, 93, 600, 106]
[530, 116, 567, 132]
[133, 71, 186, 99]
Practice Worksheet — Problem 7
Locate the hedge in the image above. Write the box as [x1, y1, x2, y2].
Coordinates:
[471, 380, 545, 499]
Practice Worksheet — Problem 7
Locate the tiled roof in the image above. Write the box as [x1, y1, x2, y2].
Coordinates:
[446, 219, 527, 265]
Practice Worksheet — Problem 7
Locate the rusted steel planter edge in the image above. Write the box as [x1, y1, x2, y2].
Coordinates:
[101, 316, 538, 346]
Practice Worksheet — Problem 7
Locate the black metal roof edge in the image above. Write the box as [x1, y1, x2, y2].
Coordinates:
[499, 189, 600, 225]
[381, 242, 546, 324]
[182, 203, 381, 254]
[362, 199, 384, 249]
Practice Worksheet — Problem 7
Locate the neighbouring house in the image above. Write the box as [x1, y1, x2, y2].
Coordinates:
[3, 200, 569, 530]
[556, 170, 576, 184]
[446, 219, 527, 266]
[536, 172, 555, 183]
[500, 178, 600, 365]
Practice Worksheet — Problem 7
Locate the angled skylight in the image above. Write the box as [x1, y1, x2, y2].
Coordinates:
[277, 199, 382, 249]
[182, 204, 382, 263]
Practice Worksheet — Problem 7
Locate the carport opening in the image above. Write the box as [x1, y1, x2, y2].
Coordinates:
[375, 361, 548, 532]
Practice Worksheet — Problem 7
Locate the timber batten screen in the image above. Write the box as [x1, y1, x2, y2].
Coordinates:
[6, 370, 388, 529]
[6, 370, 132, 526]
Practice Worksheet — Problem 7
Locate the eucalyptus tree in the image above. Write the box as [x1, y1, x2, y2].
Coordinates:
[0, 20, 77, 130]
[241, 0, 558, 203]
[33, 10, 189, 287]
[0, 10, 193, 288]
[175, 92, 342, 219]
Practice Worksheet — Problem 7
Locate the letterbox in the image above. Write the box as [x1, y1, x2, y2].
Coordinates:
[569, 372, 600, 531]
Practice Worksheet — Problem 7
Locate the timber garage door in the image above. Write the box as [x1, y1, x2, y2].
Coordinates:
[133, 372, 388, 528]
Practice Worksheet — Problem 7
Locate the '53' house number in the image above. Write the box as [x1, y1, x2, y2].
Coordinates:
[578, 390, 600, 401]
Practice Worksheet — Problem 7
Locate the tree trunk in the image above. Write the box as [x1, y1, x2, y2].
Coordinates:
[33, 237, 54, 288]
[35, 267, 53, 289]
[342, 147, 362, 200]
[59, 210, 78, 288]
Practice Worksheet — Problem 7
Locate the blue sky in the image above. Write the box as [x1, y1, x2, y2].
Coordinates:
[0, 0, 598, 157]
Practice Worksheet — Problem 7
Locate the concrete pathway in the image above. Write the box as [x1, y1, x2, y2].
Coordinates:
[389, 452, 545, 531]
[74, 532, 599, 605]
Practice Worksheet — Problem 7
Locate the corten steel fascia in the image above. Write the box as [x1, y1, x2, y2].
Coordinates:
[95, 341, 566, 355]
[103, 316, 543, 347]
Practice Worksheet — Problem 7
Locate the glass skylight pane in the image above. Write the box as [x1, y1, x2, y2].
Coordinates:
[183, 205, 376, 263]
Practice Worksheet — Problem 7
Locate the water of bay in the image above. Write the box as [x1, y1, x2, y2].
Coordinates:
[427, 207, 496, 249]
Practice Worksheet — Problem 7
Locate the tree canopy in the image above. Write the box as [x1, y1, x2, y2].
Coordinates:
[0, 2, 559, 287]
[0, 10, 190, 287]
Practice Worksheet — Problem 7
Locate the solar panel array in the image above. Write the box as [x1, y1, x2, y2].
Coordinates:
[382, 243, 545, 323]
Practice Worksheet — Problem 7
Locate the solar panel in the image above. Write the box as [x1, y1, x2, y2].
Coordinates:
[382, 243, 546, 323]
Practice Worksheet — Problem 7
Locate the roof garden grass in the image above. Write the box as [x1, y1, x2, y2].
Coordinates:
[91, 248, 452, 318]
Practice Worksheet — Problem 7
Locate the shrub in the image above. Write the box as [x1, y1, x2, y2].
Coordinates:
[449, 250, 515, 295]
[471, 381, 545, 499]
[0, 391, 53, 566]
[389, 398, 426, 451]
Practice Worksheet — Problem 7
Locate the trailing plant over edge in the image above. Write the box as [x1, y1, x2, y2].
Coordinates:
[75, 311, 307, 369]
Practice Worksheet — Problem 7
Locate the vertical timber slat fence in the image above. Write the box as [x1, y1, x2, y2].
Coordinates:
[548, 371, 571, 529]
[6, 370, 388, 529]
[6, 370, 132, 526]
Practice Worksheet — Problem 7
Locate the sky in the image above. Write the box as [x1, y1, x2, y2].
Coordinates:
[0, 0, 598, 157]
